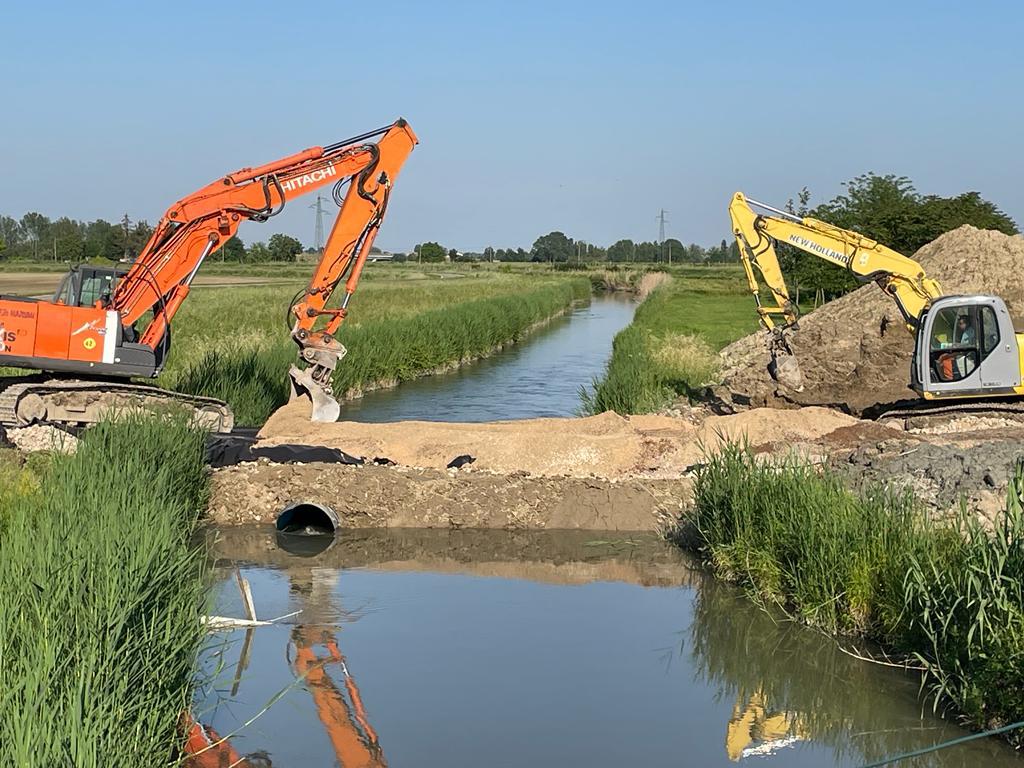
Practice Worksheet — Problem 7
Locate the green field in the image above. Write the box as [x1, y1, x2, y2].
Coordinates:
[1, 267, 591, 426]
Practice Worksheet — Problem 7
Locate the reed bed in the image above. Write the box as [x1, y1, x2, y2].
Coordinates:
[685, 443, 1024, 739]
[0, 415, 210, 767]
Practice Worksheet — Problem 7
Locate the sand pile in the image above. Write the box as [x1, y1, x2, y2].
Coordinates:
[259, 399, 857, 479]
[716, 226, 1024, 413]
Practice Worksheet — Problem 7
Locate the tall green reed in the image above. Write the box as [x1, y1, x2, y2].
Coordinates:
[686, 443, 1024, 739]
[0, 415, 210, 767]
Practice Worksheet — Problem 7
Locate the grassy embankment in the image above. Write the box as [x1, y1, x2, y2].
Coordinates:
[0, 416, 210, 766]
[584, 266, 757, 414]
[685, 444, 1024, 741]
[162, 272, 591, 425]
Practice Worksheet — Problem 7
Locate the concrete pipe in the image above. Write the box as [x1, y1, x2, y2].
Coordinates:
[274, 501, 339, 557]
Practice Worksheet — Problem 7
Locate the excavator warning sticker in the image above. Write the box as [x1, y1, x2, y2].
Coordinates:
[83, 337, 96, 350]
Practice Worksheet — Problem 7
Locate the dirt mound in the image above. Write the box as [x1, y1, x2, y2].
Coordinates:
[716, 226, 1024, 413]
[259, 399, 858, 479]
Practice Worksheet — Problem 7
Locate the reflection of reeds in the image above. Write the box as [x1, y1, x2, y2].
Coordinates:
[162, 277, 590, 426]
[687, 444, 1024, 742]
[0, 415, 210, 766]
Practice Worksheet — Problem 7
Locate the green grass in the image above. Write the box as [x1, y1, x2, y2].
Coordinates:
[584, 275, 757, 414]
[162, 274, 591, 425]
[684, 443, 1024, 740]
[0, 415, 211, 767]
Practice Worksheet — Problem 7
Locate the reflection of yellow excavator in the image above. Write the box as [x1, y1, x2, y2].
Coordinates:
[725, 689, 807, 761]
[289, 624, 387, 768]
[730, 192, 1024, 402]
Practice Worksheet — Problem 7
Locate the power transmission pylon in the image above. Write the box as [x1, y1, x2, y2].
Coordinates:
[309, 195, 331, 254]
[656, 208, 669, 262]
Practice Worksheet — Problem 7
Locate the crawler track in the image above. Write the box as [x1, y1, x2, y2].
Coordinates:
[871, 398, 1024, 426]
[0, 377, 233, 431]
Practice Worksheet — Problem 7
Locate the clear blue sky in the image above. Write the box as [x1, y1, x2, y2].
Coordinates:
[2, 1, 1021, 253]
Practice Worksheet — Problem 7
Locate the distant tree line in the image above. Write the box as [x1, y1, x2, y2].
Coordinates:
[403, 234, 739, 265]
[0, 212, 308, 264]
[2, 174, 1015, 283]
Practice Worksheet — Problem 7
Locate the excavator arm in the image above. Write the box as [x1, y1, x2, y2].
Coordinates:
[729, 191, 943, 333]
[112, 119, 417, 420]
[728, 192, 944, 391]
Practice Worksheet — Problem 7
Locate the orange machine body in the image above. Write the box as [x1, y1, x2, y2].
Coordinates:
[0, 299, 116, 369]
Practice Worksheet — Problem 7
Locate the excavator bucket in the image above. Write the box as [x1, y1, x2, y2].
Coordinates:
[289, 365, 342, 423]
[765, 328, 805, 392]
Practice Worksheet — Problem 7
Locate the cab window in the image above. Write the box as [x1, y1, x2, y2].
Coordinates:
[929, 305, 1000, 383]
[77, 273, 117, 307]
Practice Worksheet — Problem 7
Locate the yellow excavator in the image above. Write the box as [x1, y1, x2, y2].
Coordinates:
[729, 191, 1024, 402]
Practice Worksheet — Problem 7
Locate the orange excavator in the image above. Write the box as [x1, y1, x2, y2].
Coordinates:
[0, 119, 417, 427]
[184, 624, 386, 768]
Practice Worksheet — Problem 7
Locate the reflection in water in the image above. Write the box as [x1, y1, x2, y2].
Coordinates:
[726, 689, 805, 761]
[196, 529, 1024, 767]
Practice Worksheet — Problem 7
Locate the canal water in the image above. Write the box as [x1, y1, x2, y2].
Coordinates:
[198, 529, 1022, 767]
[195, 292, 1024, 766]
[339, 293, 637, 422]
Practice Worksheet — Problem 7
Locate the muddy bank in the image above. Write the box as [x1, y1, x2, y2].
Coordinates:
[207, 527, 699, 587]
[259, 399, 857, 479]
[833, 413, 1024, 524]
[208, 461, 688, 530]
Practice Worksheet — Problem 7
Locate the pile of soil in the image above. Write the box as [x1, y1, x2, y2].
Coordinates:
[714, 226, 1024, 413]
[259, 398, 858, 479]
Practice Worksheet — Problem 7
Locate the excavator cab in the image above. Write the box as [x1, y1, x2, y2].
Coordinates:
[913, 296, 1022, 398]
[52, 265, 126, 308]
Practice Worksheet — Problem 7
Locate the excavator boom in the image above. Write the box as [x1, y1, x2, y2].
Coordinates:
[729, 191, 943, 334]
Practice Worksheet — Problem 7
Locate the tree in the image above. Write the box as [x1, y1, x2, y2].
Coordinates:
[607, 239, 634, 263]
[0, 216, 23, 251]
[268, 233, 303, 262]
[531, 231, 573, 262]
[483, 246, 495, 262]
[220, 235, 245, 262]
[448, 248, 459, 261]
[415, 242, 446, 262]
[247, 241, 271, 262]
[52, 217, 84, 262]
[392, 252, 408, 263]
[83, 219, 120, 261]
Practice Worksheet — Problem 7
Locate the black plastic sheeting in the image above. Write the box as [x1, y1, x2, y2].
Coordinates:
[206, 430, 363, 469]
